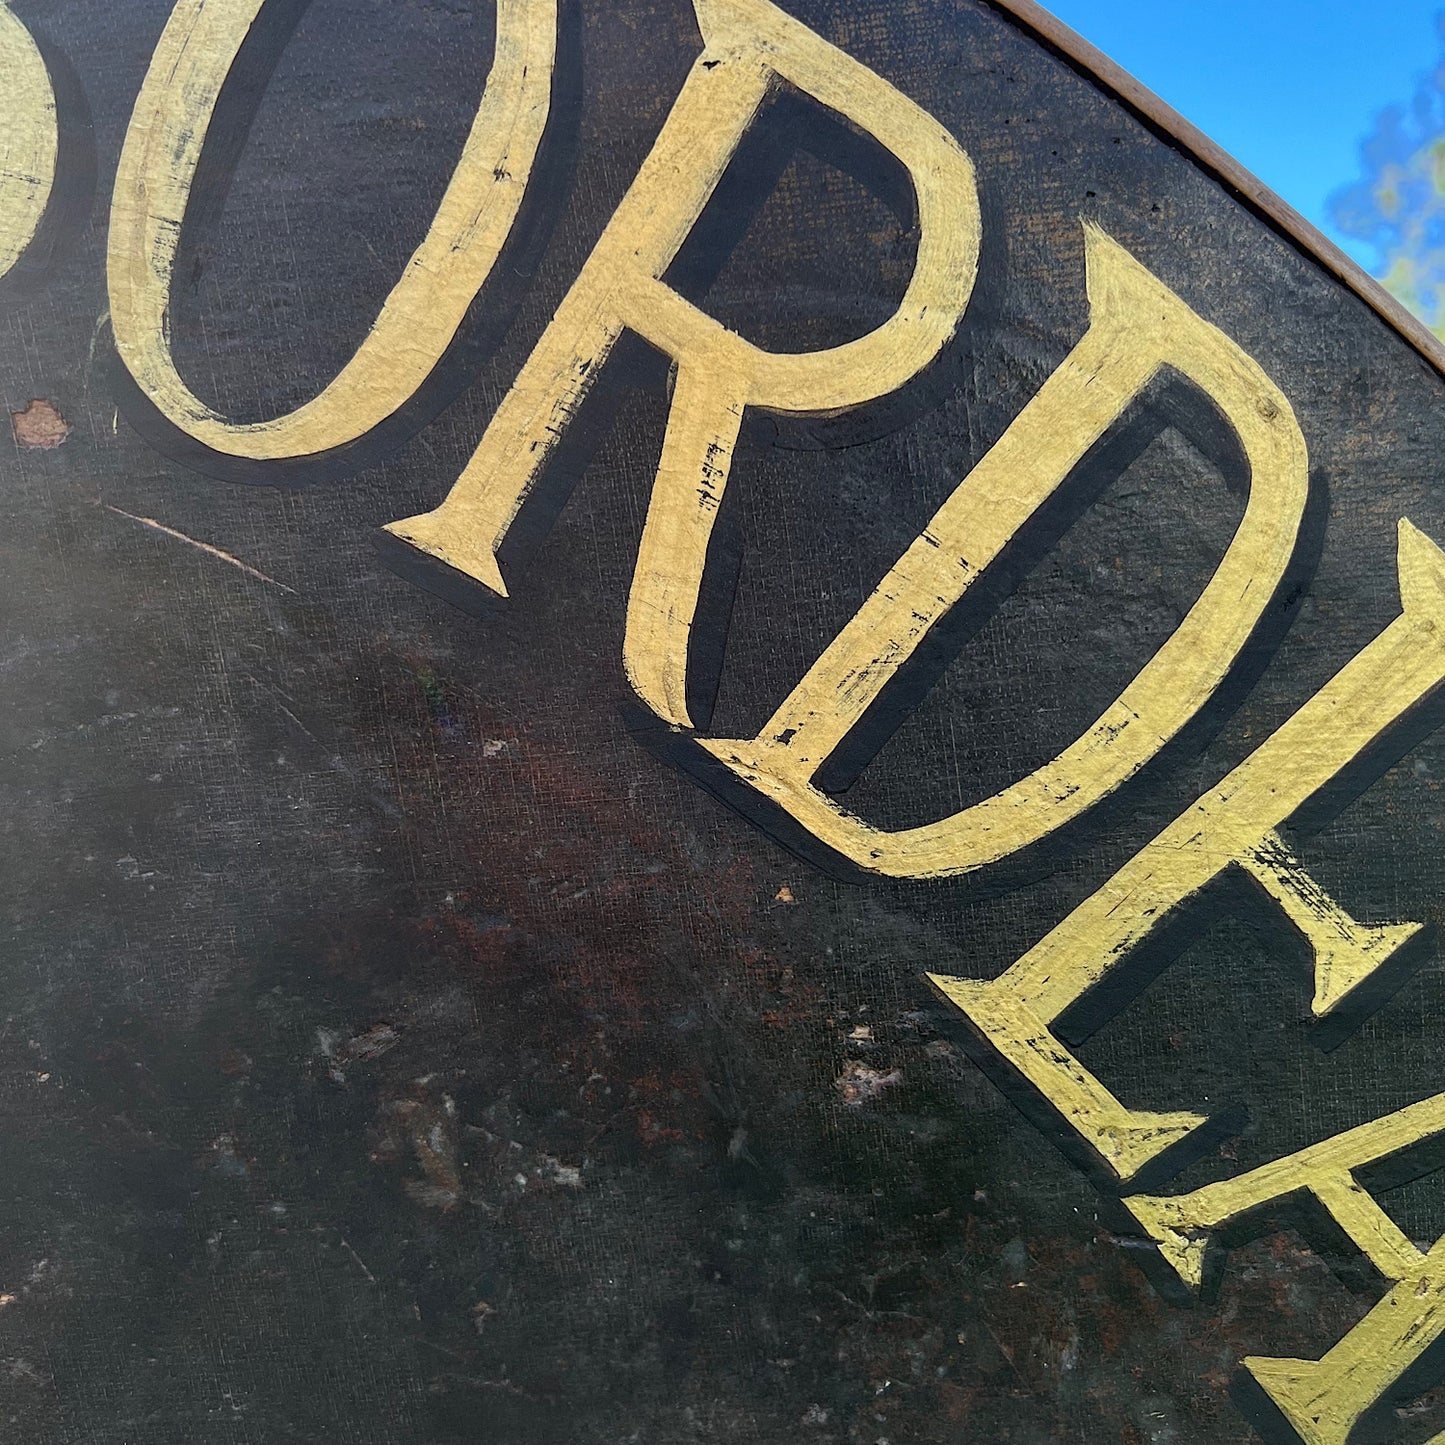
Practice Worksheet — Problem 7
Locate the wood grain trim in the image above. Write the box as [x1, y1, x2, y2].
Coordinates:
[983, 0, 1445, 379]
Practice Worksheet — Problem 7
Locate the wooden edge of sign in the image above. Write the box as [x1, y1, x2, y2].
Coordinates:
[984, 0, 1445, 381]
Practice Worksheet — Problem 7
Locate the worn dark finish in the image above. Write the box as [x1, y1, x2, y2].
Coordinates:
[4, 1, 1445, 1442]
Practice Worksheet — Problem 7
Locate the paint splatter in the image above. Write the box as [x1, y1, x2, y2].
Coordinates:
[836, 1061, 903, 1106]
[10, 399, 69, 449]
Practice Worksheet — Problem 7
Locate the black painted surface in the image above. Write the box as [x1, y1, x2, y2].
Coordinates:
[2, 1, 1445, 1441]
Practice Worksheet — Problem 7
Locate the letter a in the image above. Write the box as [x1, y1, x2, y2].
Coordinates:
[1126, 1094, 1445, 1445]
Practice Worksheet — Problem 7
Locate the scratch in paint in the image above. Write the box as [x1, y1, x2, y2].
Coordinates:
[103, 505, 298, 594]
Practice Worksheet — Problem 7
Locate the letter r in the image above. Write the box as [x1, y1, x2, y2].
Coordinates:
[385, 0, 981, 728]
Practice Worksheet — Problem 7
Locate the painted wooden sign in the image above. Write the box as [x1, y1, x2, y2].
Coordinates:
[3, 1, 1445, 1441]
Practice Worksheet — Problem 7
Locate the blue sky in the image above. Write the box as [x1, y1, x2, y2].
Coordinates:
[1041, 0, 1445, 271]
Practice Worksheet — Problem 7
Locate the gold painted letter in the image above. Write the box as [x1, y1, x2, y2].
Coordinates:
[108, 0, 557, 461]
[932, 520, 1445, 1178]
[701, 226, 1310, 878]
[0, 3, 57, 282]
[385, 0, 981, 729]
[1126, 1094, 1445, 1445]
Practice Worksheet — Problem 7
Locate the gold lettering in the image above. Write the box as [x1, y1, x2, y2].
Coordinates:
[384, 0, 980, 728]
[0, 3, 57, 282]
[931, 520, 1445, 1179]
[1126, 1095, 1445, 1445]
[700, 225, 1310, 877]
[108, 0, 557, 460]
